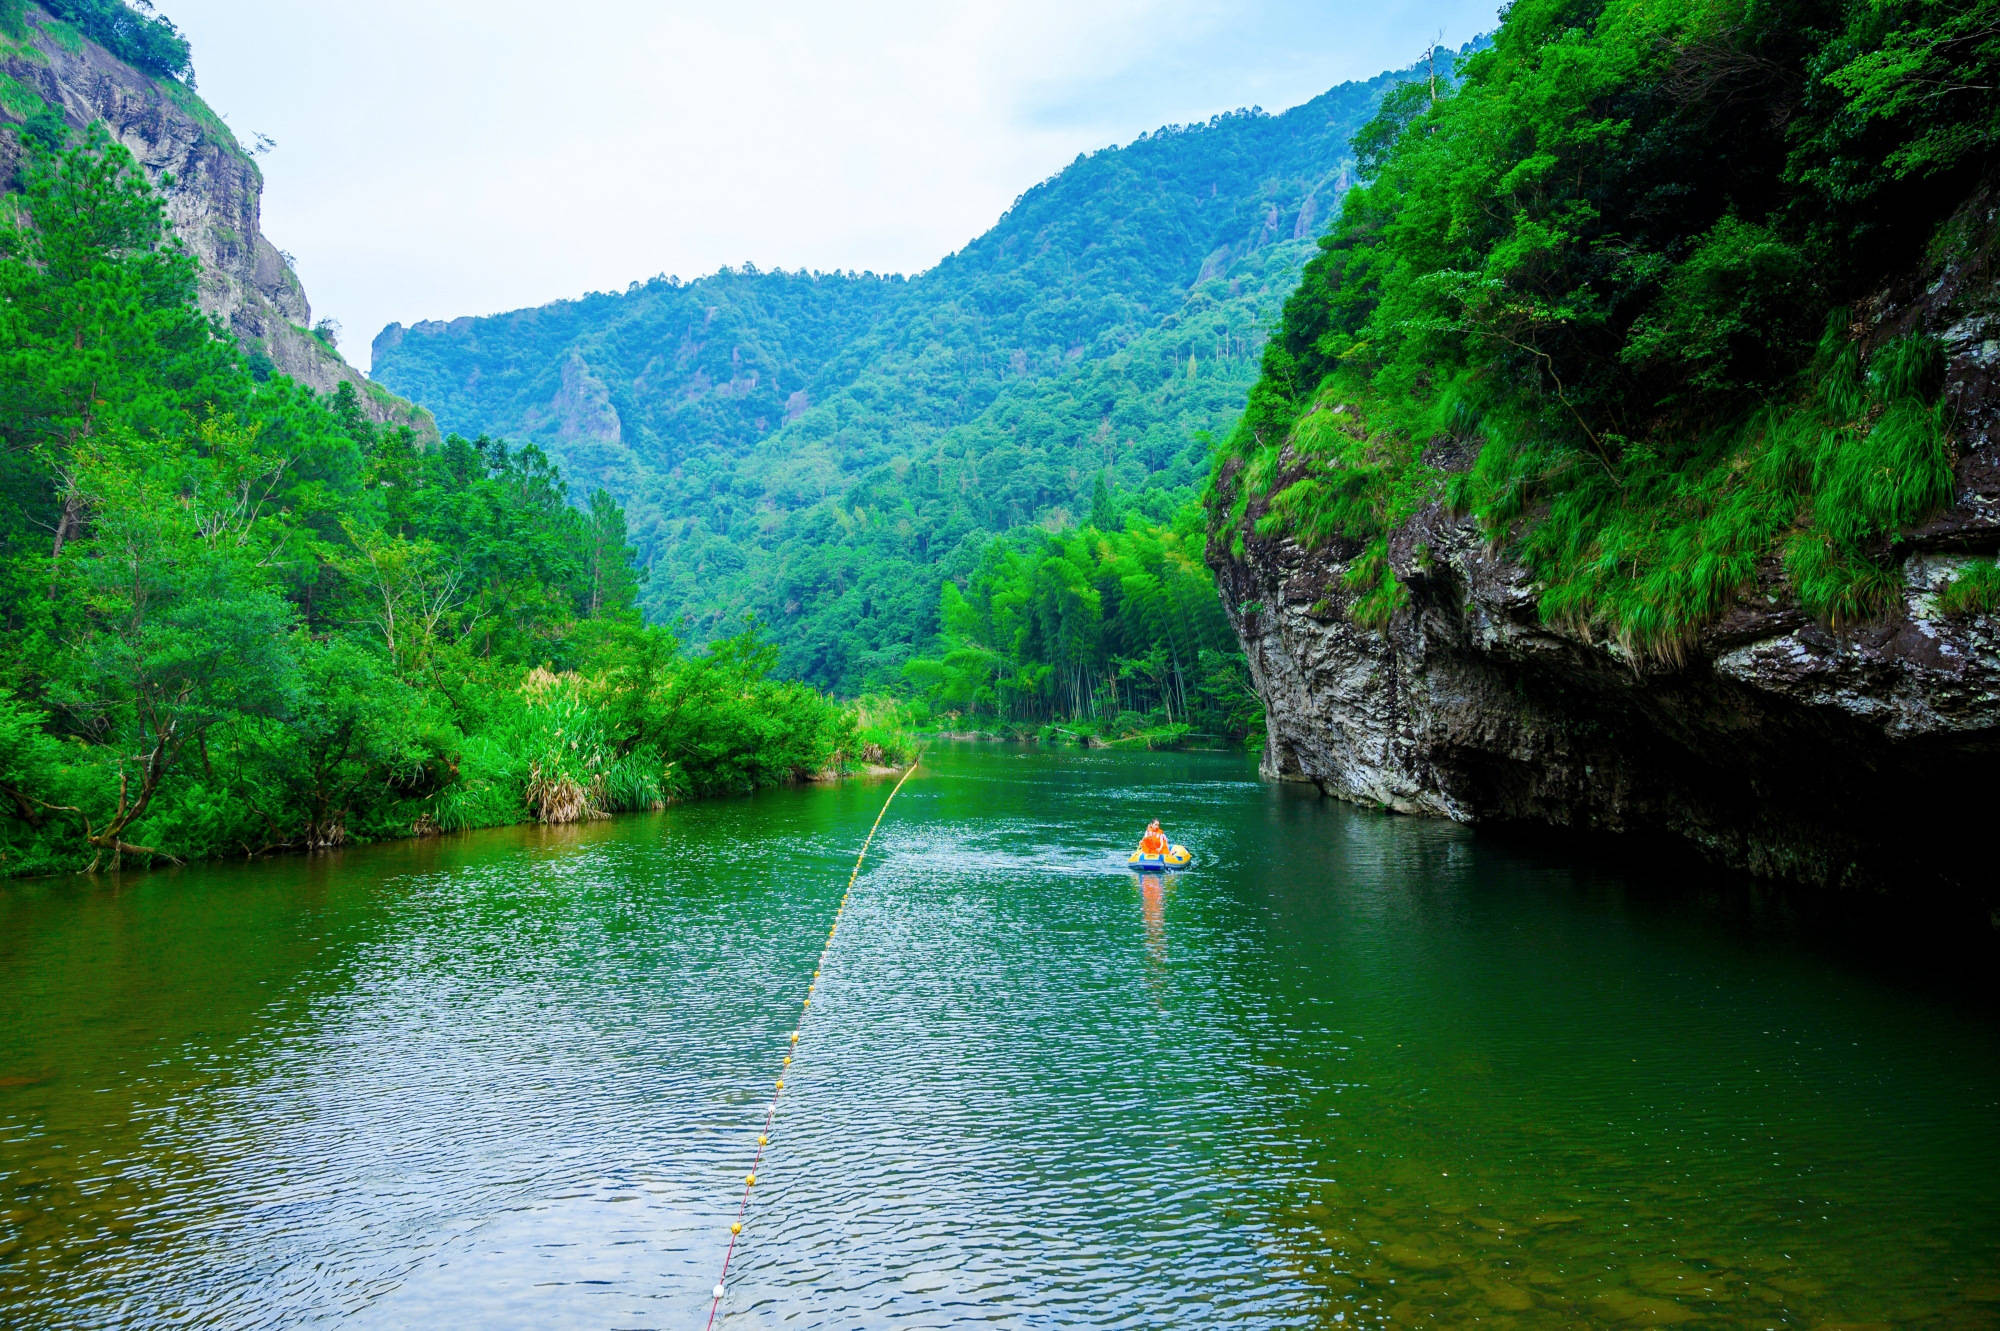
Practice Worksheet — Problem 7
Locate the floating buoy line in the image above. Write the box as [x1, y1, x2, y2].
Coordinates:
[703, 754, 922, 1328]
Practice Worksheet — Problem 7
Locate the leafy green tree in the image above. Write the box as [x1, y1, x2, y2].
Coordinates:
[48, 453, 299, 869]
[37, 0, 194, 81]
[271, 636, 438, 847]
[583, 487, 641, 620]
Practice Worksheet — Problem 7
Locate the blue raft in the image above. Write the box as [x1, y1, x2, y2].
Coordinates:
[1128, 843, 1193, 871]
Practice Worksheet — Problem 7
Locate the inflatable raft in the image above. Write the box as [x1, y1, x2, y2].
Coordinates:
[1128, 844, 1193, 871]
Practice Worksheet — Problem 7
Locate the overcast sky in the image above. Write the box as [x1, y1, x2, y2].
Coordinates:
[160, 1, 1499, 370]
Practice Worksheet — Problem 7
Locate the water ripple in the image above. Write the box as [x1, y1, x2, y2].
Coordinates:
[1, 746, 1997, 1328]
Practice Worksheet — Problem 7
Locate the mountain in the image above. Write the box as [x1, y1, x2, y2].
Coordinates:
[371, 55, 1463, 690]
[0, 0, 431, 434]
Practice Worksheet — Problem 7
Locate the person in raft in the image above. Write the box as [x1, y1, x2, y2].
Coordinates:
[1138, 819, 1169, 857]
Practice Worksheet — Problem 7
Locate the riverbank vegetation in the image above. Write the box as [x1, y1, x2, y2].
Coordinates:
[901, 498, 1262, 747]
[1209, 0, 2000, 656]
[0, 133, 896, 877]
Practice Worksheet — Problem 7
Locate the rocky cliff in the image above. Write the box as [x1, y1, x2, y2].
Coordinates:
[0, 2, 430, 433]
[1213, 202, 2000, 919]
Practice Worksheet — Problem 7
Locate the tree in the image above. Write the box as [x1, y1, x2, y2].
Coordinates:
[583, 487, 641, 620]
[49, 458, 298, 868]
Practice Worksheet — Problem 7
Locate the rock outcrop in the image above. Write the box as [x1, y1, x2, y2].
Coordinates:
[0, 3, 431, 434]
[1213, 200, 2000, 917]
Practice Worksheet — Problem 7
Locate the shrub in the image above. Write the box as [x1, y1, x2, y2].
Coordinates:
[1937, 560, 2000, 616]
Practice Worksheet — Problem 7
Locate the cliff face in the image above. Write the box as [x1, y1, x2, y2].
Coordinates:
[1213, 203, 2000, 915]
[0, 3, 430, 433]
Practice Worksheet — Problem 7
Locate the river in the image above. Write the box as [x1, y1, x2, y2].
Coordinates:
[2, 743, 1996, 1328]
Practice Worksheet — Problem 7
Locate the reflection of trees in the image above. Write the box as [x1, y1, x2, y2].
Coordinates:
[0, 837, 458, 1315]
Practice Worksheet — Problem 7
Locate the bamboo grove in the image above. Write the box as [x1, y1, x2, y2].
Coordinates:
[901, 501, 1262, 745]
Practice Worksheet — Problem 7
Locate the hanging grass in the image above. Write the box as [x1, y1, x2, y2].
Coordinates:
[1503, 331, 1953, 653]
[1343, 537, 1409, 630]
[1223, 329, 1957, 657]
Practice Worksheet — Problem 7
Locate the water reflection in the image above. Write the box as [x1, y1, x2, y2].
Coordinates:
[1137, 871, 1167, 960]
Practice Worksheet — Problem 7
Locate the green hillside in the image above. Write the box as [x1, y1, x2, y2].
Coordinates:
[372, 56, 1461, 691]
[0, 133, 896, 877]
[1211, 0, 2000, 651]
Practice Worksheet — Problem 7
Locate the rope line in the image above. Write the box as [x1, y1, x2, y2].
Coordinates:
[703, 753, 922, 1327]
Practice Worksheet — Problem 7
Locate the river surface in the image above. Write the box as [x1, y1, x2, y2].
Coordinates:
[3, 744, 1997, 1329]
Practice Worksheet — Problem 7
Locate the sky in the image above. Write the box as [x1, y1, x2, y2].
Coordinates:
[160, 0, 1500, 370]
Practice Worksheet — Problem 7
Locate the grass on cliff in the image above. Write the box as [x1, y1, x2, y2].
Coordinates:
[1938, 560, 2000, 615]
[1467, 328, 1952, 656]
[0, 70, 41, 118]
[1215, 326, 1953, 656]
[155, 77, 249, 159]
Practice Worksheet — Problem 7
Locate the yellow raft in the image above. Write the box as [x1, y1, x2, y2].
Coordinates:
[1128, 843, 1192, 871]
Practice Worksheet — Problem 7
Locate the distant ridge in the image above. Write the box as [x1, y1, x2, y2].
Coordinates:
[373, 48, 1474, 690]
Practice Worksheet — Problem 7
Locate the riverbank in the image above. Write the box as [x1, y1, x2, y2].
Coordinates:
[1, 642, 917, 881]
[2, 751, 916, 884]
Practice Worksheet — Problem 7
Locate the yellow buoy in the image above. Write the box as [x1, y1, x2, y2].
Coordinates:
[704, 752, 921, 1310]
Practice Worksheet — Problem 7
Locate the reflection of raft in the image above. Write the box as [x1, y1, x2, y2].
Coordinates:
[1128, 844, 1192, 870]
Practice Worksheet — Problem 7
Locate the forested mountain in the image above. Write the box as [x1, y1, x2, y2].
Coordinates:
[372, 53, 1468, 691]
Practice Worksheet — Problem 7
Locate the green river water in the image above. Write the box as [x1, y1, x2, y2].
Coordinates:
[2, 743, 1996, 1328]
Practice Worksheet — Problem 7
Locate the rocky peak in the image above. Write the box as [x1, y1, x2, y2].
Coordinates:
[0, 2, 432, 435]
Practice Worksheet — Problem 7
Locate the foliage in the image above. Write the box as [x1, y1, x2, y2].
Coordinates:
[902, 500, 1262, 744]
[1937, 560, 2000, 616]
[1211, 0, 1996, 653]
[0, 133, 874, 877]
[373, 53, 1476, 692]
[573, 621, 861, 797]
[841, 694, 924, 765]
[38, 0, 191, 81]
